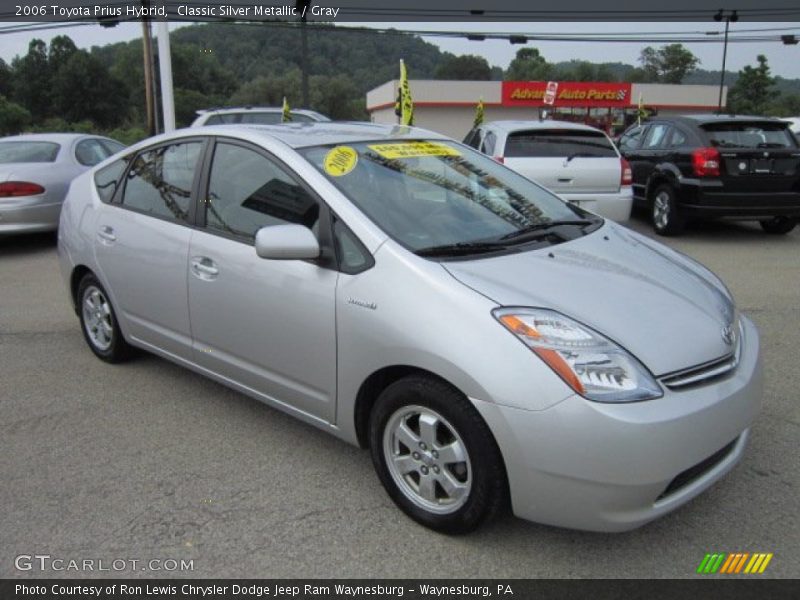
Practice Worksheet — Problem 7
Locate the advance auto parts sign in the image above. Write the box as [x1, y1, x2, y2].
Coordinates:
[502, 81, 632, 107]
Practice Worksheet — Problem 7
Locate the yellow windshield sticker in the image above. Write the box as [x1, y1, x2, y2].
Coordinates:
[323, 146, 358, 176]
[367, 141, 461, 159]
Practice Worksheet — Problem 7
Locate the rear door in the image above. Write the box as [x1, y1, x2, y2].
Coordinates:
[502, 129, 621, 194]
[700, 121, 800, 194]
[94, 138, 205, 360]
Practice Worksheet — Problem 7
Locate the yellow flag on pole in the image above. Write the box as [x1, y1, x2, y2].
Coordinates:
[473, 97, 485, 128]
[282, 96, 292, 123]
[637, 93, 647, 126]
[396, 59, 414, 126]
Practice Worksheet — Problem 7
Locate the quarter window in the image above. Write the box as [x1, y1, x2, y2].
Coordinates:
[481, 131, 496, 155]
[618, 126, 643, 151]
[122, 141, 202, 223]
[205, 142, 319, 240]
[94, 158, 129, 203]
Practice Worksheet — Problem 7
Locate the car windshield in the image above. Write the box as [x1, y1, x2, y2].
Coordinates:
[301, 139, 598, 254]
[0, 141, 60, 163]
[702, 122, 797, 149]
[505, 129, 617, 158]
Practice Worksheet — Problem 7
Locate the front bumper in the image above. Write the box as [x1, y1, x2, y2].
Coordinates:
[559, 187, 633, 222]
[473, 315, 762, 532]
[0, 197, 61, 235]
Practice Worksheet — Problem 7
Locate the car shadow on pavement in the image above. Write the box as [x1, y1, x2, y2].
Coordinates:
[0, 231, 58, 256]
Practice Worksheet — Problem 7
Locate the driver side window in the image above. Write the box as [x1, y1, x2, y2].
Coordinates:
[204, 142, 319, 241]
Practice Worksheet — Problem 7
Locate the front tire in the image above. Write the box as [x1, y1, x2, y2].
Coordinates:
[369, 375, 507, 534]
[77, 273, 131, 363]
[759, 217, 796, 234]
[651, 184, 685, 236]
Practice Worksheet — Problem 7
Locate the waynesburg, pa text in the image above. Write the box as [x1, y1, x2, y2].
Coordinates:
[15, 583, 515, 598]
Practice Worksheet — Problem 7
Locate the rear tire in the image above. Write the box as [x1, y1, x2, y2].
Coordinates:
[759, 217, 796, 235]
[369, 375, 507, 534]
[651, 184, 685, 236]
[77, 273, 131, 363]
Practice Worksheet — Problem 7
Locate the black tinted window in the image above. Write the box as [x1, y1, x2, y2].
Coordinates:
[642, 124, 670, 149]
[619, 126, 643, 151]
[505, 129, 616, 158]
[462, 128, 480, 148]
[122, 141, 202, 222]
[94, 158, 128, 203]
[702, 122, 796, 149]
[205, 142, 319, 240]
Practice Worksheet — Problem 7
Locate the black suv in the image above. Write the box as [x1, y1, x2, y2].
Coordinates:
[618, 114, 800, 235]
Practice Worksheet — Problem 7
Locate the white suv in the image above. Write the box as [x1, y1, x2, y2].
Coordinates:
[464, 120, 633, 221]
[191, 107, 330, 127]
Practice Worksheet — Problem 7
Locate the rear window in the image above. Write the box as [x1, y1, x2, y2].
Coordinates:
[505, 129, 617, 158]
[0, 142, 60, 163]
[702, 122, 797, 149]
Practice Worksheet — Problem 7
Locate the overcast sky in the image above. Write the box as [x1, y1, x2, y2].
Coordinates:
[1, 21, 799, 79]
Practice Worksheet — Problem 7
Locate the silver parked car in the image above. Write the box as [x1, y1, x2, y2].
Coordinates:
[191, 106, 330, 127]
[58, 123, 762, 533]
[0, 133, 125, 236]
[464, 120, 633, 221]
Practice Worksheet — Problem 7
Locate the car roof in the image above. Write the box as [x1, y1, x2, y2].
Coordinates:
[482, 120, 607, 134]
[197, 106, 326, 117]
[647, 114, 790, 126]
[0, 133, 99, 143]
[180, 122, 452, 149]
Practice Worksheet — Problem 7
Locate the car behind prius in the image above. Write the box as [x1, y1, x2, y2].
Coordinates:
[58, 123, 762, 533]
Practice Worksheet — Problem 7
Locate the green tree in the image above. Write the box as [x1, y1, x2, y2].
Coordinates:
[505, 48, 552, 81]
[0, 95, 31, 134]
[434, 54, 491, 80]
[728, 55, 776, 115]
[11, 39, 51, 120]
[638, 44, 700, 84]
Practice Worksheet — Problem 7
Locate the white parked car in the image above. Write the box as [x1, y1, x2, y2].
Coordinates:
[191, 106, 330, 127]
[464, 120, 633, 221]
[783, 117, 800, 135]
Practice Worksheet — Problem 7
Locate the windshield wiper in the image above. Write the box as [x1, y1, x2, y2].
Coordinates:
[414, 241, 507, 257]
[565, 152, 595, 163]
[498, 219, 596, 242]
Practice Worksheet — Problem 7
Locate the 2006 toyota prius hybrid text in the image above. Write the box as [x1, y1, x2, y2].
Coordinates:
[58, 123, 762, 533]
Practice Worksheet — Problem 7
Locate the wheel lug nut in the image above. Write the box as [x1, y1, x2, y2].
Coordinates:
[433, 466, 440, 474]
[412, 452, 420, 460]
[419, 442, 427, 450]
[432, 450, 439, 458]
[421, 466, 429, 475]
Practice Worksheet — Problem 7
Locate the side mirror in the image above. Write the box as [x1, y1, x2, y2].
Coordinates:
[255, 224, 320, 260]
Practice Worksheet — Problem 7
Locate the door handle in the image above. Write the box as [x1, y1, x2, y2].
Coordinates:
[97, 225, 116, 244]
[190, 256, 219, 280]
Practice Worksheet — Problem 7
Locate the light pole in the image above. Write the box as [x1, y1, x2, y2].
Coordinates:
[714, 9, 738, 112]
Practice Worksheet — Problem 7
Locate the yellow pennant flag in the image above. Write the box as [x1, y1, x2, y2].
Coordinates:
[395, 59, 414, 126]
[282, 96, 292, 123]
[637, 93, 648, 126]
[473, 97, 485, 128]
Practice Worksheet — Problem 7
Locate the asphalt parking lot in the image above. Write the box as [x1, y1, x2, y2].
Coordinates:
[1, 215, 798, 579]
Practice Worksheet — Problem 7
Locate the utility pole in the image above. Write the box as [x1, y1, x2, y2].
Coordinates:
[141, 20, 155, 136]
[156, 21, 176, 132]
[714, 9, 738, 112]
[296, 0, 310, 108]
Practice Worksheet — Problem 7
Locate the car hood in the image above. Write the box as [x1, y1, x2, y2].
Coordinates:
[442, 222, 736, 376]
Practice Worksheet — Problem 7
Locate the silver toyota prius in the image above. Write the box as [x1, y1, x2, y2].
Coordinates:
[58, 122, 762, 533]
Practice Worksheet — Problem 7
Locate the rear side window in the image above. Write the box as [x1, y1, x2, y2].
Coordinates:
[204, 114, 238, 125]
[702, 122, 797, 149]
[94, 158, 128, 203]
[642, 124, 670, 149]
[481, 131, 496, 155]
[618, 126, 643, 151]
[122, 141, 203, 223]
[505, 129, 616, 158]
[0, 142, 60, 163]
[75, 138, 119, 167]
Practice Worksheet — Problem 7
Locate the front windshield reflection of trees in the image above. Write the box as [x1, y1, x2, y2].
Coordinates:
[305, 141, 582, 250]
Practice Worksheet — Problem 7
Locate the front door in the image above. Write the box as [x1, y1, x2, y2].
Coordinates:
[187, 139, 338, 422]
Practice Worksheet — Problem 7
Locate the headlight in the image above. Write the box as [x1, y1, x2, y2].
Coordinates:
[493, 308, 662, 403]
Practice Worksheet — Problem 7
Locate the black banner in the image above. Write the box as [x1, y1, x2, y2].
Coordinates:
[1, 0, 800, 22]
[1, 580, 799, 600]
